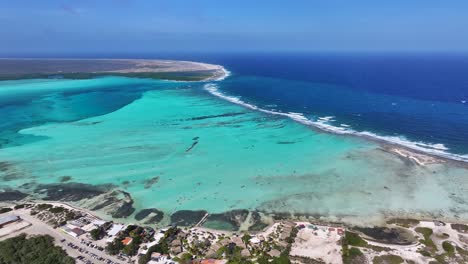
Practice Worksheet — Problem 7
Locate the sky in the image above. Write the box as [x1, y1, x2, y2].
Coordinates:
[1, 0, 468, 56]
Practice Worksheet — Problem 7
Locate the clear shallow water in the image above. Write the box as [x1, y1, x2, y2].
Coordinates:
[149, 53, 468, 158]
[1, 75, 468, 225]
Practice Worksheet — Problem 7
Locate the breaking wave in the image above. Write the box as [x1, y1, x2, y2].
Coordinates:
[204, 83, 468, 163]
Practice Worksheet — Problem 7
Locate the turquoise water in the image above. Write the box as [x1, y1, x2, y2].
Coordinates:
[1, 76, 468, 225]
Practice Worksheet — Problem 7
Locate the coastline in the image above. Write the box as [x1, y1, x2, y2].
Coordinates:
[2, 200, 468, 264]
[3, 200, 468, 232]
[1, 59, 468, 232]
[202, 82, 468, 166]
[0, 58, 227, 82]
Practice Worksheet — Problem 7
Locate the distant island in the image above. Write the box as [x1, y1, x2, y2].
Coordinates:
[0, 58, 227, 81]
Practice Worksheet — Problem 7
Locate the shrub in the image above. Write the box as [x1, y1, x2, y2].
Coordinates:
[344, 231, 368, 247]
[373, 254, 404, 264]
[442, 241, 455, 255]
[0, 234, 74, 264]
[415, 227, 433, 237]
[0, 207, 13, 214]
[90, 228, 105, 240]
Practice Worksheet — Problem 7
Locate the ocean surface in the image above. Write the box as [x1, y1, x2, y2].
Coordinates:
[1, 53, 468, 227]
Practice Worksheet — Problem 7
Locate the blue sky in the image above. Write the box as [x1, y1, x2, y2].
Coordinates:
[1, 0, 468, 55]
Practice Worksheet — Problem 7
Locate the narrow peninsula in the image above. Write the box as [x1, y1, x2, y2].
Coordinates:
[0, 59, 227, 81]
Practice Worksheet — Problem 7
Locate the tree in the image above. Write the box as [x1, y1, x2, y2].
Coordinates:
[106, 240, 124, 255]
[0, 234, 74, 264]
[90, 228, 104, 240]
[242, 233, 251, 246]
[123, 242, 139, 256]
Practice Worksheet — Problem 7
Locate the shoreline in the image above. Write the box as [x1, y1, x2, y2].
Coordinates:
[3, 200, 468, 232]
[0, 58, 227, 82]
[202, 83, 468, 166]
[3, 201, 468, 264]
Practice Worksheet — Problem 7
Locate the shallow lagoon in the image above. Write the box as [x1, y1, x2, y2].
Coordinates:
[1, 77, 468, 227]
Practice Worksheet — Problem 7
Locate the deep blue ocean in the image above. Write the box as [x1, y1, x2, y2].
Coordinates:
[166, 53, 468, 158]
[2, 53, 468, 160]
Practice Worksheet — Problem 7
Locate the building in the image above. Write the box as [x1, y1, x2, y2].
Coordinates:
[0, 215, 20, 228]
[92, 219, 106, 227]
[107, 224, 124, 237]
[240, 248, 251, 257]
[268, 249, 281, 258]
[194, 260, 227, 264]
[148, 253, 176, 264]
[60, 225, 86, 237]
[122, 237, 133, 246]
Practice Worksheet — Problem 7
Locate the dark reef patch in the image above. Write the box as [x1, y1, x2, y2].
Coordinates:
[354, 226, 415, 245]
[135, 208, 164, 224]
[0, 190, 28, 201]
[276, 141, 296, 144]
[185, 139, 199, 152]
[121, 180, 130, 188]
[90, 190, 136, 219]
[19, 182, 36, 190]
[35, 182, 112, 201]
[0, 161, 23, 181]
[0, 161, 12, 172]
[186, 112, 245, 121]
[111, 201, 135, 218]
[109, 191, 135, 218]
[205, 209, 249, 230]
[170, 210, 207, 226]
[59, 176, 72, 182]
[248, 211, 269, 231]
[143, 176, 160, 189]
[74, 121, 103, 126]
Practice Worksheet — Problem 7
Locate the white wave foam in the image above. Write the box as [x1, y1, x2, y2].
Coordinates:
[213, 68, 232, 81]
[204, 83, 468, 162]
[318, 116, 335, 122]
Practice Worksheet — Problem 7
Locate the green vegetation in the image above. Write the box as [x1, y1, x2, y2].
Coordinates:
[418, 250, 431, 257]
[435, 233, 450, 239]
[36, 204, 53, 211]
[342, 231, 369, 264]
[456, 246, 468, 263]
[122, 236, 141, 256]
[257, 254, 290, 264]
[0, 233, 74, 264]
[415, 227, 436, 253]
[173, 253, 193, 264]
[344, 231, 368, 247]
[0, 71, 215, 82]
[138, 227, 179, 264]
[90, 227, 105, 241]
[13, 204, 31, 210]
[0, 207, 13, 214]
[107, 225, 154, 257]
[372, 254, 404, 264]
[341, 230, 389, 254]
[415, 227, 433, 237]
[342, 247, 364, 264]
[106, 239, 124, 255]
[442, 241, 455, 255]
[49, 206, 67, 214]
[242, 233, 251, 246]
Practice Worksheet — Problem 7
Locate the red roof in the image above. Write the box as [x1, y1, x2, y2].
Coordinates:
[121, 237, 133, 245]
[200, 260, 225, 264]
